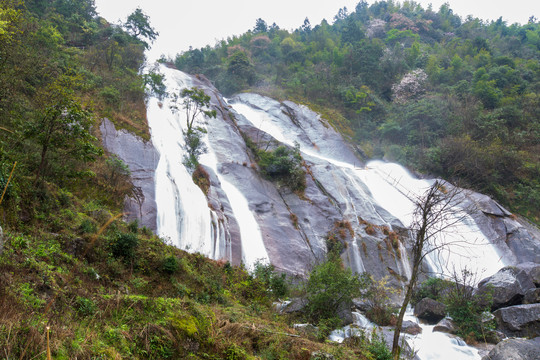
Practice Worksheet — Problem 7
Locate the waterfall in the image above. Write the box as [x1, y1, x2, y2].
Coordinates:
[148, 67, 224, 258]
[148, 65, 268, 266]
[359, 160, 505, 280]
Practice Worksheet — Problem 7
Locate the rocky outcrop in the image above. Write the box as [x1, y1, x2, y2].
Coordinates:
[481, 337, 540, 360]
[476, 267, 535, 310]
[100, 119, 159, 232]
[524, 288, 540, 304]
[401, 320, 422, 335]
[414, 298, 446, 324]
[493, 303, 540, 337]
[433, 318, 456, 334]
[517, 262, 540, 287]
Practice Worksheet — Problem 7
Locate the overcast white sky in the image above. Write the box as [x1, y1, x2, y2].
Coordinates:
[93, 0, 540, 61]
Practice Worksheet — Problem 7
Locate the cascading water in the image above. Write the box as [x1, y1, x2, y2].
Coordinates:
[148, 67, 224, 258]
[148, 65, 268, 267]
[147, 68, 510, 359]
[229, 93, 505, 360]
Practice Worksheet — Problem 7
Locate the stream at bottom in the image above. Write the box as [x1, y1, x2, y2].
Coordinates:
[328, 311, 480, 360]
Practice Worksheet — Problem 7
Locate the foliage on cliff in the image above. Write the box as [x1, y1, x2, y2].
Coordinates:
[174, 0, 540, 223]
[0, 0, 154, 228]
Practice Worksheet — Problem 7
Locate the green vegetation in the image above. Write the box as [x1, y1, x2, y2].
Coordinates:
[175, 0, 540, 223]
[169, 86, 217, 171]
[257, 143, 306, 193]
[413, 271, 494, 343]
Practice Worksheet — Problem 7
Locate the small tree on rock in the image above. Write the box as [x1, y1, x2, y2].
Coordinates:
[169, 87, 216, 170]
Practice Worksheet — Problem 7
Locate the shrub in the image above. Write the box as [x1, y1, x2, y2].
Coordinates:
[257, 143, 305, 192]
[192, 165, 211, 194]
[443, 269, 494, 342]
[363, 275, 398, 326]
[366, 331, 393, 360]
[304, 254, 365, 324]
[76, 296, 96, 316]
[111, 232, 139, 261]
[79, 219, 97, 234]
[161, 255, 179, 274]
[252, 262, 289, 298]
[412, 276, 453, 304]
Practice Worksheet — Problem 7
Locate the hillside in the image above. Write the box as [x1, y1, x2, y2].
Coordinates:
[174, 0, 540, 223]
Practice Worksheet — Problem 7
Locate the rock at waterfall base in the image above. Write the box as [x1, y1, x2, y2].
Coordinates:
[414, 298, 446, 324]
[433, 318, 456, 334]
[476, 267, 535, 310]
[494, 303, 540, 337]
[401, 320, 422, 335]
[481, 337, 540, 360]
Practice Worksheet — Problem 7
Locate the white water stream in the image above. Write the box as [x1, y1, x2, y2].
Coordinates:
[148, 66, 268, 267]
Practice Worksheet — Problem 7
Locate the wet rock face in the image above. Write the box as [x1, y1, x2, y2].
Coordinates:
[481, 337, 540, 360]
[100, 119, 159, 232]
[401, 320, 422, 335]
[476, 267, 536, 310]
[493, 304, 540, 337]
[433, 318, 456, 334]
[464, 191, 540, 266]
[414, 298, 447, 324]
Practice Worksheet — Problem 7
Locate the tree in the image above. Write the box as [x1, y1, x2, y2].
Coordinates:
[25, 73, 102, 184]
[253, 18, 267, 33]
[123, 7, 158, 48]
[169, 87, 216, 170]
[391, 181, 468, 359]
[304, 250, 365, 324]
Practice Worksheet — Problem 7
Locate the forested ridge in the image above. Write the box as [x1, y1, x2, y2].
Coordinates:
[175, 0, 540, 223]
[0, 0, 162, 223]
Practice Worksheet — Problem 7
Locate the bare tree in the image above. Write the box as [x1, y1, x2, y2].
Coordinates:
[392, 180, 470, 359]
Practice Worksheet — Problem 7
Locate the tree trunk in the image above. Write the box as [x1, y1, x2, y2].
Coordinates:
[392, 260, 420, 359]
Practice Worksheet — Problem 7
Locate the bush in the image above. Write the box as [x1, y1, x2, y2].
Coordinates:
[257, 143, 305, 192]
[304, 254, 365, 324]
[366, 331, 393, 360]
[363, 276, 398, 326]
[111, 232, 139, 261]
[76, 296, 96, 316]
[412, 276, 453, 304]
[444, 270, 494, 342]
[252, 262, 289, 299]
[161, 255, 179, 274]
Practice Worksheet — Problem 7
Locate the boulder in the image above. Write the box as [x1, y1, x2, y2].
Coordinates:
[516, 262, 540, 287]
[282, 298, 306, 314]
[481, 337, 540, 360]
[524, 288, 540, 304]
[401, 320, 422, 335]
[476, 267, 535, 310]
[414, 298, 446, 324]
[433, 318, 456, 334]
[493, 303, 540, 337]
